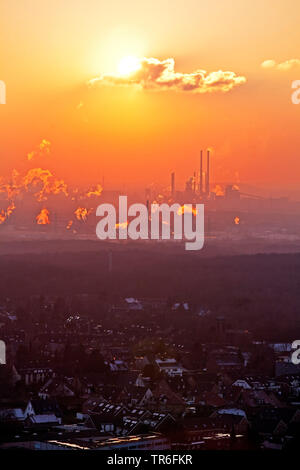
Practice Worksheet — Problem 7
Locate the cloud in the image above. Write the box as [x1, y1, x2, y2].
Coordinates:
[261, 59, 300, 71]
[27, 139, 51, 161]
[88, 57, 246, 94]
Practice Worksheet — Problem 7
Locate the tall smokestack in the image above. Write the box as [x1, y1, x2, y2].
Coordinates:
[206, 149, 210, 195]
[171, 172, 175, 196]
[200, 150, 203, 195]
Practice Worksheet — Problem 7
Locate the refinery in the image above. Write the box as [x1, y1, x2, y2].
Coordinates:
[0, 147, 300, 240]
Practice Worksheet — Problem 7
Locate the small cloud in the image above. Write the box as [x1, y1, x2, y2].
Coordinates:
[261, 59, 277, 69]
[261, 58, 300, 70]
[27, 139, 51, 161]
[277, 59, 300, 70]
[88, 57, 246, 94]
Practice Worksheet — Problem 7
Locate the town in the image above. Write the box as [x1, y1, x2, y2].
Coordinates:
[0, 279, 299, 451]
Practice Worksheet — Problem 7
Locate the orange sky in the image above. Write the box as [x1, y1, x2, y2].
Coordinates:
[1, 0, 300, 194]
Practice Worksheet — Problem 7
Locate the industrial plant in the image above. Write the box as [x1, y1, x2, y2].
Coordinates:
[0, 149, 300, 241]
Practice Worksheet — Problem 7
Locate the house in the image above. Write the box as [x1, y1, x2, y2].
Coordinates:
[118, 409, 176, 436]
[232, 379, 252, 390]
[38, 377, 76, 399]
[171, 415, 251, 450]
[119, 409, 150, 435]
[288, 377, 300, 397]
[109, 370, 145, 389]
[135, 373, 147, 388]
[124, 298, 143, 311]
[85, 401, 128, 433]
[19, 433, 171, 450]
[89, 401, 127, 417]
[199, 391, 227, 408]
[81, 396, 106, 414]
[0, 401, 27, 423]
[140, 411, 176, 434]
[20, 367, 55, 386]
[25, 398, 62, 419]
[155, 358, 185, 377]
[116, 385, 153, 407]
[87, 413, 117, 433]
[25, 414, 61, 427]
[239, 390, 284, 409]
[109, 360, 128, 372]
[22, 398, 62, 428]
[206, 348, 244, 373]
[250, 407, 300, 440]
[151, 379, 186, 413]
[210, 408, 249, 433]
[275, 361, 300, 377]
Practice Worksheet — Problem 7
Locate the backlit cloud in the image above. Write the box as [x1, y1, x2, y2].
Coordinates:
[88, 57, 246, 94]
[261, 59, 300, 71]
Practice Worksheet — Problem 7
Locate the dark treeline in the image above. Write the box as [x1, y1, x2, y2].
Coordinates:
[0, 241, 299, 340]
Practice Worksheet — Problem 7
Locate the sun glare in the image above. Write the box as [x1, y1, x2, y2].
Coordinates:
[118, 55, 141, 76]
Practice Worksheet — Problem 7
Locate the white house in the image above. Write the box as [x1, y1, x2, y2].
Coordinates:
[155, 358, 185, 377]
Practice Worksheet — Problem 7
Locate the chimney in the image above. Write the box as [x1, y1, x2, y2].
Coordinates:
[171, 172, 175, 196]
[206, 149, 210, 195]
[200, 150, 203, 195]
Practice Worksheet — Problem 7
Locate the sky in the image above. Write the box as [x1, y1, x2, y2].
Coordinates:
[1, 0, 300, 194]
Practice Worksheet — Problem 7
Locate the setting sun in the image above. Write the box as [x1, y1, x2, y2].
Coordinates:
[117, 55, 141, 76]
